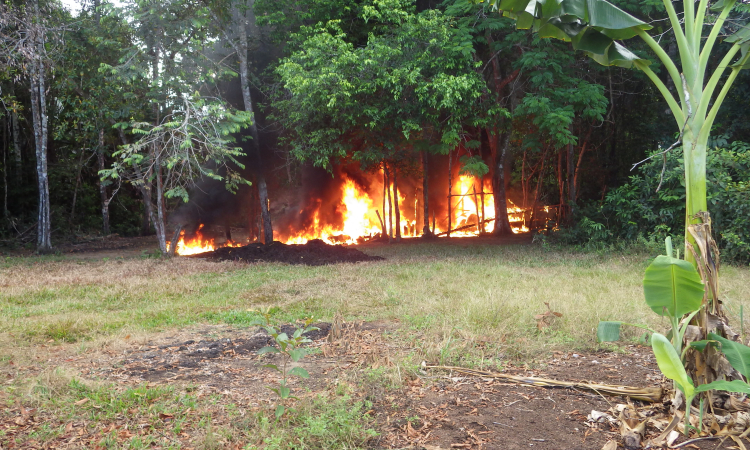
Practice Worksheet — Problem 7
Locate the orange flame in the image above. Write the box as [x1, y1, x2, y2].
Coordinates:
[169, 224, 242, 256]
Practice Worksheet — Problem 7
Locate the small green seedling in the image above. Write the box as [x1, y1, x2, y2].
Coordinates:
[254, 312, 319, 419]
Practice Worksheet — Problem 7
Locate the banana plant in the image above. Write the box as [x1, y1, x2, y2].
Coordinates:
[477, 0, 750, 262]
[598, 237, 704, 354]
[654, 332, 750, 434]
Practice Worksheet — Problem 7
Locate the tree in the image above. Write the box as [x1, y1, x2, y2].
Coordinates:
[204, 0, 274, 244]
[0, 0, 67, 252]
[272, 0, 488, 237]
[53, 3, 134, 235]
[484, 0, 750, 260]
[102, 95, 253, 253]
[101, 0, 253, 253]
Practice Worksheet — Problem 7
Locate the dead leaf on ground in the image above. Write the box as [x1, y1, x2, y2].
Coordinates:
[534, 302, 563, 330]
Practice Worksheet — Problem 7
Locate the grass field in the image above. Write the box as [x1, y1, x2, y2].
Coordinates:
[1, 240, 748, 449]
[1, 241, 749, 358]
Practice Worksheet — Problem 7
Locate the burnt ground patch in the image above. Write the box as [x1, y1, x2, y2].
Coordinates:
[113, 323, 331, 383]
[190, 239, 384, 265]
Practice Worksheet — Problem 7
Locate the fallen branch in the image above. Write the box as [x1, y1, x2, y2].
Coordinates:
[436, 218, 496, 237]
[425, 365, 663, 403]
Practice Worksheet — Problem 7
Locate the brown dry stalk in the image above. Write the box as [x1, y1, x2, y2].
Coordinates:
[425, 365, 663, 403]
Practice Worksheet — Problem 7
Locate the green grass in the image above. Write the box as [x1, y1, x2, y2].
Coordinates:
[0, 366, 375, 449]
[1, 241, 748, 359]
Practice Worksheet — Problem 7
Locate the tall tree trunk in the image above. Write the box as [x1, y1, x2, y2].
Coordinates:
[393, 166, 401, 242]
[154, 156, 167, 253]
[573, 129, 592, 203]
[529, 148, 549, 230]
[29, 2, 51, 251]
[490, 130, 514, 236]
[10, 104, 22, 183]
[557, 149, 564, 223]
[235, 10, 273, 245]
[567, 142, 576, 217]
[98, 132, 110, 235]
[70, 148, 85, 223]
[449, 153, 456, 237]
[421, 151, 431, 236]
[384, 163, 393, 242]
[2, 117, 8, 218]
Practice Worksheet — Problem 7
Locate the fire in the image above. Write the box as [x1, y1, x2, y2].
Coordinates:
[285, 179, 382, 245]
[279, 172, 533, 245]
[169, 224, 242, 256]
[170, 167, 544, 255]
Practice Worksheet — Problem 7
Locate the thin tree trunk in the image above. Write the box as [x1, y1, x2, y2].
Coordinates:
[447, 153, 453, 237]
[70, 148, 85, 223]
[573, 130, 591, 202]
[480, 176, 485, 232]
[491, 130, 514, 235]
[10, 108, 22, 183]
[169, 224, 182, 257]
[567, 142, 576, 217]
[529, 148, 549, 230]
[154, 155, 167, 253]
[385, 164, 393, 242]
[2, 117, 8, 217]
[421, 151, 431, 236]
[557, 149, 564, 223]
[235, 11, 272, 245]
[393, 166, 401, 242]
[29, 2, 51, 251]
[97, 143, 110, 235]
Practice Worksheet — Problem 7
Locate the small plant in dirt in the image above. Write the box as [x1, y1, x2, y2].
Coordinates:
[253, 310, 319, 419]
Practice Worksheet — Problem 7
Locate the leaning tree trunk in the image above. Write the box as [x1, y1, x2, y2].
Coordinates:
[29, 15, 51, 252]
[490, 129, 513, 236]
[235, 12, 273, 245]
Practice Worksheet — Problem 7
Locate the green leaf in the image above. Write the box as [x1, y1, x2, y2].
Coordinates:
[696, 379, 750, 395]
[690, 340, 712, 352]
[643, 255, 704, 318]
[289, 349, 306, 362]
[651, 332, 695, 398]
[707, 332, 750, 379]
[597, 321, 622, 342]
[258, 346, 280, 355]
[497, 0, 652, 67]
[275, 404, 285, 419]
[278, 386, 291, 399]
[288, 367, 310, 378]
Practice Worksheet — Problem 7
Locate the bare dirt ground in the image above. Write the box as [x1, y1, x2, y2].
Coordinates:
[3, 319, 734, 450]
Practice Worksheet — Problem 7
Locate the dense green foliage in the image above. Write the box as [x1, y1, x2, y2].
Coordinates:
[558, 141, 750, 263]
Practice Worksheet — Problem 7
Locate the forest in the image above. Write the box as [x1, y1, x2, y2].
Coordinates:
[0, 0, 747, 260]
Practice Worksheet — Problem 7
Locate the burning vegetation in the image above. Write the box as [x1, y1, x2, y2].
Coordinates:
[170, 162, 542, 256]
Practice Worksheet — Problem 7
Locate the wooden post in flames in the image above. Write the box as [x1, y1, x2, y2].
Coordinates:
[480, 176, 485, 233]
[447, 153, 453, 238]
[472, 185, 481, 234]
